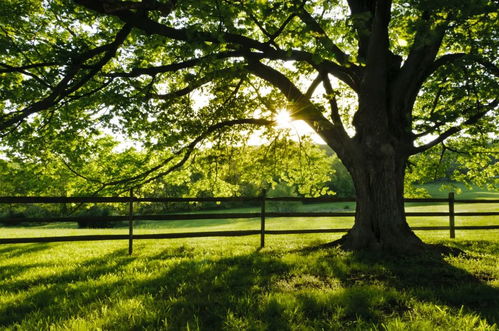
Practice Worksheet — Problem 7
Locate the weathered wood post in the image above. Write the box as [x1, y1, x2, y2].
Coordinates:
[448, 192, 455, 239]
[129, 189, 134, 255]
[260, 189, 266, 249]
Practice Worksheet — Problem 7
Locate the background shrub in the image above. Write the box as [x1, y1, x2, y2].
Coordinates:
[76, 205, 123, 229]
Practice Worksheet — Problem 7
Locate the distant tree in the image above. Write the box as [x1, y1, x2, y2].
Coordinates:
[1, 0, 497, 251]
[0, 135, 335, 202]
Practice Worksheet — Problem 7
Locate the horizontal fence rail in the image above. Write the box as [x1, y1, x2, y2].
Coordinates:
[2, 196, 499, 204]
[1, 192, 498, 253]
[3, 211, 499, 224]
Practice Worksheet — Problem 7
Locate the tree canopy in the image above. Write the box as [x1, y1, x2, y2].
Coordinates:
[1, 0, 496, 180]
[1, 0, 497, 250]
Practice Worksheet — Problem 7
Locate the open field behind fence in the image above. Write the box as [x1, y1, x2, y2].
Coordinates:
[1, 192, 498, 254]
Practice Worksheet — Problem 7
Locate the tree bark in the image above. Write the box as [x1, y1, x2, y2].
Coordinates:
[334, 144, 424, 252]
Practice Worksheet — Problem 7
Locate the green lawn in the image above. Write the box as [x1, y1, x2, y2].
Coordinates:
[421, 182, 499, 199]
[0, 185, 497, 330]
[0, 234, 498, 330]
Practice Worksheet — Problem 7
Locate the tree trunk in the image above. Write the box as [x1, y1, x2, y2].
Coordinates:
[336, 149, 424, 252]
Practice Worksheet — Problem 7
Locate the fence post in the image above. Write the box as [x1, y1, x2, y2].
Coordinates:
[260, 189, 266, 249]
[129, 189, 134, 255]
[448, 192, 455, 239]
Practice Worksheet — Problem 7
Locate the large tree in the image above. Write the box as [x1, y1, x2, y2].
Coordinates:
[1, 0, 497, 251]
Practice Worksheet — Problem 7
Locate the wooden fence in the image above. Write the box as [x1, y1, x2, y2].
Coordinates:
[0, 192, 498, 254]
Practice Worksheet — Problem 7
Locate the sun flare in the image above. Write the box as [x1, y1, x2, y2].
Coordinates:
[275, 109, 293, 129]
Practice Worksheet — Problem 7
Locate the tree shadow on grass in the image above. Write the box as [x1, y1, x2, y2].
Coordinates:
[304, 241, 499, 326]
[0, 244, 53, 280]
[0, 243, 51, 258]
[1, 241, 497, 329]
[0, 244, 294, 330]
[125, 247, 414, 330]
[0, 246, 136, 326]
[133, 248, 294, 330]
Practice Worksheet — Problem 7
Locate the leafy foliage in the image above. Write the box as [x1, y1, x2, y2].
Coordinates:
[0, 0, 497, 247]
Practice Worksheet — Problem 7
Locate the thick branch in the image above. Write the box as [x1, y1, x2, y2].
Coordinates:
[0, 24, 132, 133]
[321, 73, 347, 135]
[246, 59, 352, 160]
[423, 53, 499, 83]
[352, 1, 393, 138]
[67, 26, 132, 95]
[346, 0, 376, 61]
[74, 2, 276, 53]
[268, 14, 297, 42]
[422, 53, 466, 81]
[0, 62, 52, 88]
[105, 51, 242, 78]
[246, 50, 358, 91]
[390, 12, 447, 122]
[148, 67, 240, 100]
[246, 60, 318, 121]
[305, 73, 322, 98]
[0, 62, 59, 73]
[297, 9, 351, 65]
[411, 99, 498, 154]
[363, 0, 392, 90]
[77, 0, 177, 15]
[74, 0, 358, 89]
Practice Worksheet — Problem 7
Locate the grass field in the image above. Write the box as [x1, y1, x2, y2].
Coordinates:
[0, 185, 498, 330]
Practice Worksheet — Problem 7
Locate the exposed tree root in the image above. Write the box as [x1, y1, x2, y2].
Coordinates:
[300, 234, 466, 258]
[424, 243, 467, 257]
